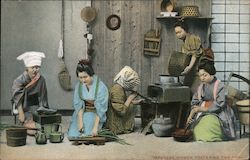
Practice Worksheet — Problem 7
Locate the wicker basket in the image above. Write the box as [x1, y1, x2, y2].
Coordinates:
[181, 6, 199, 17]
[168, 51, 190, 76]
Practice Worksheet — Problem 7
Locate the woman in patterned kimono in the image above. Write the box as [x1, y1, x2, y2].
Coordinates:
[105, 66, 143, 134]
[186, 59, 236, 142]
[68, 60, 108, 137]
[174, 20, 204, 93]
[12, 51, 49, 134]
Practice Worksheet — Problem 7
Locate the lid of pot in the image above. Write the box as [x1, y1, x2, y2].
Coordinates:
[236, 99, 250, 107]
[153, 115, 172, 124]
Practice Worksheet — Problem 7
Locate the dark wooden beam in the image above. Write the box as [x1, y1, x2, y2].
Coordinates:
[0, 109, 74, 116]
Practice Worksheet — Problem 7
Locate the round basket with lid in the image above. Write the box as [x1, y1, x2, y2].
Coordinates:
[181, 6, 200, 17]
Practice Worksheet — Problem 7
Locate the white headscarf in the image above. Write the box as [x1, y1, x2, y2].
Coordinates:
[114, 66, 140, 90]
[17, 51, 45, 67]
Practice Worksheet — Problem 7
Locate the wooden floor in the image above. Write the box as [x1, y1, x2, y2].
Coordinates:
[0, 116, 249, 160]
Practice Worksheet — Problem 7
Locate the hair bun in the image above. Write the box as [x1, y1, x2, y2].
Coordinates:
[78, 59, 91, 65]
[200, 58, 214, 66]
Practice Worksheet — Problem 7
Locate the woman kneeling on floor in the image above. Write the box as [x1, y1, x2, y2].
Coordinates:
[11, 51, 50, 135]
[68, 60, 109, 137]
[105, 66, 143, 135]
[186, 59, 236, 142]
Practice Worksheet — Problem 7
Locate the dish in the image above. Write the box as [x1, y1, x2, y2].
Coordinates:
[160, 12, 178, 17]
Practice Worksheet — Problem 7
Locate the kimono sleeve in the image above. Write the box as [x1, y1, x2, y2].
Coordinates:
[191, 91, 202, 108]
[11, 74, 27, 107]
[110, 85, 132, 116]
[183, 34, 203, 57]
[208, 83, 226, 113]
[73, 82, 84, 112]
[94, 81, 109, 123]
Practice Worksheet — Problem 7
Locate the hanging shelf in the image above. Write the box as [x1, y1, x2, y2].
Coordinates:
[156, 16, 213, 20]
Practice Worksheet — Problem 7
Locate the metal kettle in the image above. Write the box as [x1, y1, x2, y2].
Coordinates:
[35, 130, 47, 145]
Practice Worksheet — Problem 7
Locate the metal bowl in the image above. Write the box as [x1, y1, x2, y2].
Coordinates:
[159, 75, 178, 84]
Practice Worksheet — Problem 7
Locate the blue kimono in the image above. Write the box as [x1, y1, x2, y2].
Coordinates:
[68, 75, 108, 137]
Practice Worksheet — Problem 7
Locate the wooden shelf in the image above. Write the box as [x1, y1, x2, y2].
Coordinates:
[156, 16, 213, 20]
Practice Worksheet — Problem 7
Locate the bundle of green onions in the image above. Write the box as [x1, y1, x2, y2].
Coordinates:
[98, 129, 131, 145]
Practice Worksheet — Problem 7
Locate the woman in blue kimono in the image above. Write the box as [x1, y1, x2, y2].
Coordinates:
[68, 60, 109, 137]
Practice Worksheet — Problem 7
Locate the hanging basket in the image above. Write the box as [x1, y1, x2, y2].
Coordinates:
[58, 62, 72, 91]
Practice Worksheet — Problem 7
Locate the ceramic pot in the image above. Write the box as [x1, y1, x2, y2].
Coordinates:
[35, 131, 47, 145]
[43, 123, 59, 138]
[49, 125, 64, 143]
[152, 115, 174, 137]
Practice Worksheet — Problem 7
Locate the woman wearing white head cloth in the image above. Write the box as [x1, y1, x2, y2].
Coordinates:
[11, 51, 50, 134]
[105, 66, 144, 134]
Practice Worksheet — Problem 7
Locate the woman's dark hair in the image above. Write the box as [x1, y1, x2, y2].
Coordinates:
[174, 19, 189, 32]
[76, 59, 95, 77]
[198, 59, 216, 75]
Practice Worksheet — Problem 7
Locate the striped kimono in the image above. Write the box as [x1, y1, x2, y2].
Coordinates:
[12, 71, 49, 112]
[191, 77, 236, 141]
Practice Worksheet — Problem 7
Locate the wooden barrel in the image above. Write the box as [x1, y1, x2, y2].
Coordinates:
[168, 51, 190, 76]
[6, 127, 27, 147]
[236, 99, 250, 125]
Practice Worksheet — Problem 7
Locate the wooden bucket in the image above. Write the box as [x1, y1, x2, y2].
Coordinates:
[236, 99, 250, 125]
[168, 51, 190, 76]
[6, 127, 27, 147]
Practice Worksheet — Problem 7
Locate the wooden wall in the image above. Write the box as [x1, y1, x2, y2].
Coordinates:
[91, 0, 211, 95]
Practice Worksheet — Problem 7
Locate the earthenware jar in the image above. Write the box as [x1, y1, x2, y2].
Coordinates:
[49, 125, 64, 143]
[35, 130, 47, 145]
[152, 115, 174, 137]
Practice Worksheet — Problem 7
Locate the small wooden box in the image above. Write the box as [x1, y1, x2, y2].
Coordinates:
[33, 113, 62, 125]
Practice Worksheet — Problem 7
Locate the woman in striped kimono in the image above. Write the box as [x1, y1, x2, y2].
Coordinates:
[186, 59, 236, 142]
[68, 60, 109, 137]
[12, 51, 49, 135]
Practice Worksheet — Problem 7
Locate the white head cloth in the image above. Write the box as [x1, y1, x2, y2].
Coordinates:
[114, 66, 140, 90]
[17, 51, 45, 67]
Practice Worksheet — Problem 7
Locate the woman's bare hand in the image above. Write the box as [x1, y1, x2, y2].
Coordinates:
[181, 66, 192, 75]
[125, 93, 138, 106]
[132, 98, 144, 105]
[128, 93, 138, 101]
[186, 106, 199, 125]
[92, 127, 98, 136]
[18, 112, 25, 123]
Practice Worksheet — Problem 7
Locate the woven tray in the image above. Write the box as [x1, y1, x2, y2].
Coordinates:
[181, 6, 199, 17]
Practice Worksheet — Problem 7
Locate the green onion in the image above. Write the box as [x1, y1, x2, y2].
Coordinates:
[98, 129, 131, 145]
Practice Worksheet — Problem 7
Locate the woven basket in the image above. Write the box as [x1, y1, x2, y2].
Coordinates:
[168, 51, 190, 76]
[58, 62, 72, 91]
[181, 6, 199, 17]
